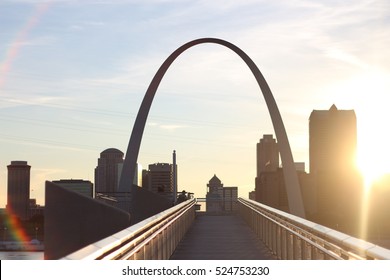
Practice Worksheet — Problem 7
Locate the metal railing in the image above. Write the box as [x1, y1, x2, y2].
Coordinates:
[238, 197, 390, 260]
[62, 198, 196, 260]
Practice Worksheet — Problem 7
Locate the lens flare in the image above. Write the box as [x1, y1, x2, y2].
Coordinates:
[0, 2, 50, 88]
[3, 208, 36, 250]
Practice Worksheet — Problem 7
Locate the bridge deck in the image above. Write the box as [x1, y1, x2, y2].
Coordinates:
[170, 213, 276, 260]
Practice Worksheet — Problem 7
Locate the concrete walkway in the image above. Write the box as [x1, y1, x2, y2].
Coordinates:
[170, 214, 276, 260]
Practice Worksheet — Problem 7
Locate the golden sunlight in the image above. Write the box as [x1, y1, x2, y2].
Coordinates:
[326, 69, 390, 190]
[357, 153, 387, 191]
[333, 70, 390, 244]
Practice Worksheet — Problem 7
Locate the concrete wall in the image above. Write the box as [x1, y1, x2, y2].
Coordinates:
[129, 185, 173, 225]
[44, 181, 131, 260]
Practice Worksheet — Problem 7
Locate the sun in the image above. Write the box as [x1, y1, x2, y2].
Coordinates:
[356, 119, 389, 191]
[352, 72, 390, 190]
[357, 155, 386, 191]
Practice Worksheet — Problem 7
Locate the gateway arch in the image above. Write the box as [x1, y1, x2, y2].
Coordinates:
[119, 38, 305, 218]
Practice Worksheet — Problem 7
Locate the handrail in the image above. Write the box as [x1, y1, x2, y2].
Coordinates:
[62, 198, 196, 260]
[238, 197, 390, 260]
[62, 196, 390, 260]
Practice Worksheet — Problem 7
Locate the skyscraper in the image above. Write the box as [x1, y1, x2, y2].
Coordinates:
[147, 163, 174, 199]
[255, 134, 288, 211]
[256, 134, 279, 176]
[309, 105, 362, 234]
[94, 148, 124, 194]
[309, 104, 357, 173]
[7, 161, 31, 220]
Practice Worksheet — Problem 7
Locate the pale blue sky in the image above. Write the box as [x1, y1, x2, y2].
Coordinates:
[1, 0, 390, 206]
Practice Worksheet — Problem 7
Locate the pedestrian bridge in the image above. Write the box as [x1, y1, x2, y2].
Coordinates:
[62, 198, 390, 260]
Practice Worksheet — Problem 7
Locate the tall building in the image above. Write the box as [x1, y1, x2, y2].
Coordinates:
[145, 163, 174, 200]
[254, 136, 310, 214]
[309, 105, 362, 234]
[255, 134, 285, 210]
[255, 168, 289, 212]
[94, 148, 124, 194]
[7, 161, 31, 220]
[256, 134, 279, 175]
[52, 179, 93, 198]
[309, 104, 357, 173]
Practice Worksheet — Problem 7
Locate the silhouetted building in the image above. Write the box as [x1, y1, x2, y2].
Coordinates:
[206, 175, 223, 212]
[367, 174, 390, 248]
[256, 168, 289, 212]
[143, 163, 174, 201]
[94, 148, 124, 194]
[257, 134, 279, 175]
[254, 136, 316, 216]
[142, 169, 150, 189]
[309, 104, 357, 173]
[206, 175, 238, 212]
[309, 105, 363, 234]
[223, 186, 238, 212]
[255, 135, 287, 211]
[7, 161, 30, 220]
[29, 199, 44, 218]
[297, 171, 317, 219]
[52, 179, 93, 198]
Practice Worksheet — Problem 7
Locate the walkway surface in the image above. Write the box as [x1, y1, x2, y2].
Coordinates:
[170, 214, 276, 260]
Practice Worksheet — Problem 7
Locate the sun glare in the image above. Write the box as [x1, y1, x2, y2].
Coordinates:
[357, 156, 386, 190]
[325, 69, 390, 190]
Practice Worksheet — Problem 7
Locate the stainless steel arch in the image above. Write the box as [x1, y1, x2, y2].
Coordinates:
[119, 38, 305, 218]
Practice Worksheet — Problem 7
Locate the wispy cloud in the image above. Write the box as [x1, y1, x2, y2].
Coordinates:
[159, 124, 187, 131]
[69, 20, 106, 31]
[146, 121, 187, 131]
[7, 36, 56, 47]
[324, 48, 367, 68]
[0, 95, 72, 109]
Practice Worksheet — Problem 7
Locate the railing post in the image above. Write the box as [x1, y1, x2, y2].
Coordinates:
[135, 237, 146, 260]
[272, 222, 277, 253]
[314, 247, 325, 260]
[281, 227, 287, 259]
[276, 224, 281, 259]
[144, 241, 151, 260]
[163, 229, 167, 259]
[266, 219, 271, 248]
[302, 240, 311, 260]
[293, 235, 302, 260]
[287, 232, 293, 259]
[170, 223, 175, 257]
[158, 231, 163, 260]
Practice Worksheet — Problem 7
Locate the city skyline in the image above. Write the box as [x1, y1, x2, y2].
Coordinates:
[1, 0, 390, 206]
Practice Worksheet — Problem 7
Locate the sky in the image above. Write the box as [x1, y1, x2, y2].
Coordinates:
[1, 0, 390, 207]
